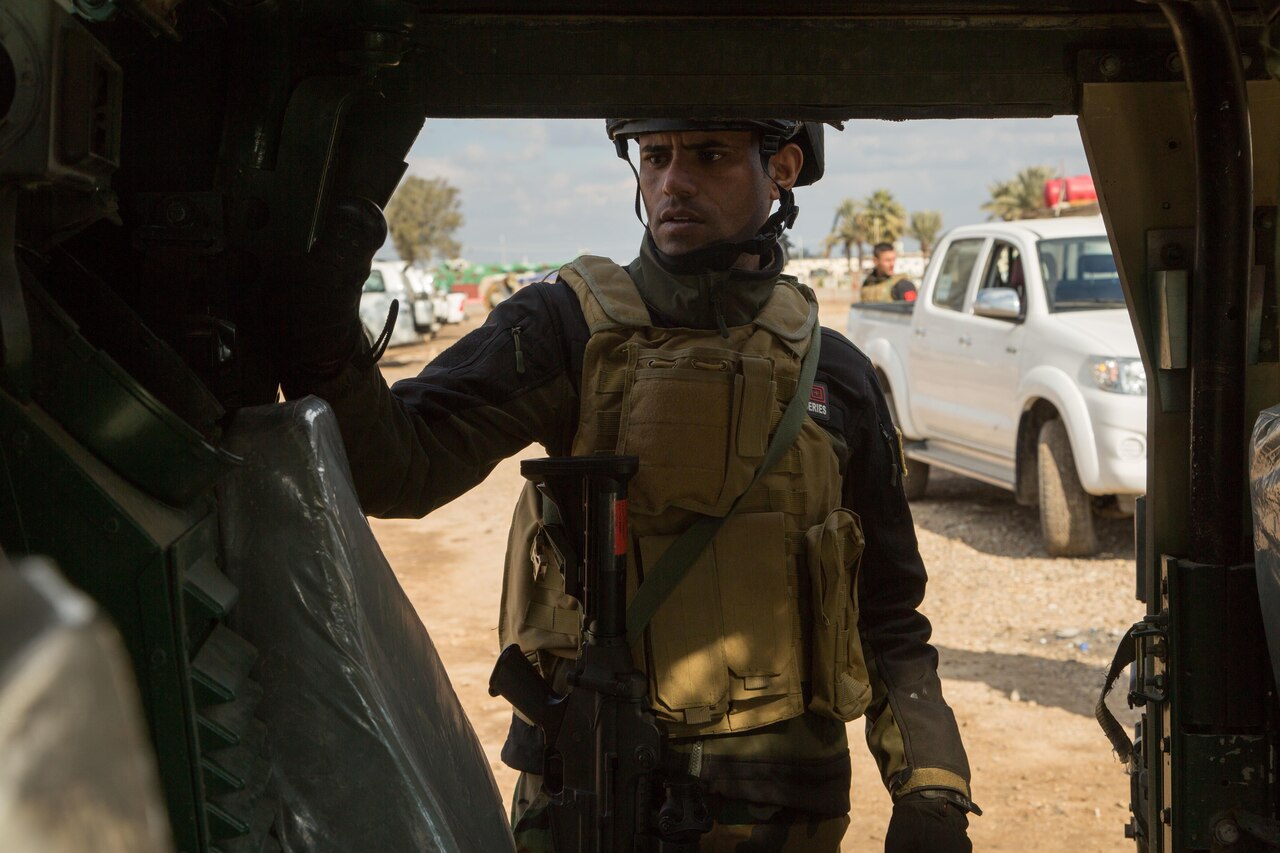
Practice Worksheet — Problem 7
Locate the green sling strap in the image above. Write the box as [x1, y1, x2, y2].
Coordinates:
[625, 322, 822, 646]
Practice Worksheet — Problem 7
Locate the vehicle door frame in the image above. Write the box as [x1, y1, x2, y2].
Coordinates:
[907, 234, 992, 442]
[948, 234, 1035, 454]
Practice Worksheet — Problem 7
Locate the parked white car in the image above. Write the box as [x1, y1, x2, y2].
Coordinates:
[402, 266, 468, 325]
[360, 263, 422, 349]
[397, 265, 441, 338]
[846, 215, 1145, 556]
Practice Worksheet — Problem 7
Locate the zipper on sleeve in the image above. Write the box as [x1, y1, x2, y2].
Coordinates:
[511, 325, 526, 375]
[881, 424, 902, 487]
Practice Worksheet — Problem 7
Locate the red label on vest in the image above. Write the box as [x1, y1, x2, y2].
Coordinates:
[808, 382, 830, 420]
[614, 499, 629, 555]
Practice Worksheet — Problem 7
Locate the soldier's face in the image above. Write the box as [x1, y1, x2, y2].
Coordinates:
[636, 130, 778, 258]
[874, 250, 897, 275]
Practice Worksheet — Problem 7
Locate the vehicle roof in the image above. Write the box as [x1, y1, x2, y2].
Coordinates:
[944, 215, 1109, 242]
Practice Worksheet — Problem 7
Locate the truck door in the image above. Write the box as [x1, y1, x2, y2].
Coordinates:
[952, 239, 1028, 454]
[908, 237, 988, 441]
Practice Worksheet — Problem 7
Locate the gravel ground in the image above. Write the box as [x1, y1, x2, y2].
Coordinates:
[368, 284, 1146, 851]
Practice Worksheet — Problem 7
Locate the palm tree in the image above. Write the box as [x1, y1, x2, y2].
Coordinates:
[908, 210, 944, 258]
[826, 198, 869, 273]
[982, 165, 1058, 221]
[862, 188, 906, 245]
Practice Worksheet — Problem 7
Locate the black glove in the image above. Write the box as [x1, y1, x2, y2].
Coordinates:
[884, 790, 973, 853]
[288, 196, 388, 374]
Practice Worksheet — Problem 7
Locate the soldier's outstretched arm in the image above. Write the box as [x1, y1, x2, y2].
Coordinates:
[284, 280, 588, 518]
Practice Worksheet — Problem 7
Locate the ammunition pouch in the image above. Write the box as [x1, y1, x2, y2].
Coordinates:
[805, 508, 872, 722]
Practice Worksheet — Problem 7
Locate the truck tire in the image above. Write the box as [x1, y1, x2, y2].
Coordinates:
[1037, 418, 1097, 556]
[902, 457, 930, 501]
[881, 379, 929, 500]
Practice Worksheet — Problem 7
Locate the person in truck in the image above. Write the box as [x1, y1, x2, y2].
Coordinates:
[282, 118, 976, 852]
[861, 242, 919, 303]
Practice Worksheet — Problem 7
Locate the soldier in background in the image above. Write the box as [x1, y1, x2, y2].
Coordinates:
[860, 242, 918, 303]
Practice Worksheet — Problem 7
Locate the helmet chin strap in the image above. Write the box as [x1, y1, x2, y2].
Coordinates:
[645, 188, 797, 275]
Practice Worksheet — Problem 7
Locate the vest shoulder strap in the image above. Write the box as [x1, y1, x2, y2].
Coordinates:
[754, 278, 818, 357]
[559, 256, 651, 333]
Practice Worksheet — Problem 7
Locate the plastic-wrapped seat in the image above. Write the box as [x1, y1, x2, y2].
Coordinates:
[219, 398, 515, 853]
[1250, 405, 1280, 695]
[0, 555, 174, 853]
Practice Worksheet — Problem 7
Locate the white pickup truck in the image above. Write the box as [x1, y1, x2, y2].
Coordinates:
[846, 216, 1146, 556]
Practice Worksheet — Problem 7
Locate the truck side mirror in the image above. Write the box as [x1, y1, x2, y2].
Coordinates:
[973, 287, 1022, 320]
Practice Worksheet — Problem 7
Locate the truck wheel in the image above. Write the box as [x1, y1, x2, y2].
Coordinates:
[882, 380, 928, 500]
[1037, 418, 1097, 556]
[902, 458, 930, 501]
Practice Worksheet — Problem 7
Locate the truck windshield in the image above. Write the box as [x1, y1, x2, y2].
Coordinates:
[1037, 237, 1125, 312]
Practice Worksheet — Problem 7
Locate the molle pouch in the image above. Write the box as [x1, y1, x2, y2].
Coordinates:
[519, 525, 582, 651]
[622, 347, 774, 517]
[805, 508, 872, 722]
[640, 512, 803, 733]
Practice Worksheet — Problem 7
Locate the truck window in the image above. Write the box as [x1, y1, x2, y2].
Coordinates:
[363, 270, 387, 293]
[1037, 237, 1125, 312]
[979, 241, 1025, 298]
[932, 238, 984, 311]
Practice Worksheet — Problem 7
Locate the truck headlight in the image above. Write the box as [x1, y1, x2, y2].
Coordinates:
[1088, 356, 1147, 395]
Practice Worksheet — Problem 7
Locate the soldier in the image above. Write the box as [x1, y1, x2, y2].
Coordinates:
[860, 243, 918, 303]
[284, 119, 976, 852]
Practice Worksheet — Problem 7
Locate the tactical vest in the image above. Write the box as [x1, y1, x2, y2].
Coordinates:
[860, 273, 911, 304]
[499, 256, 871, 739]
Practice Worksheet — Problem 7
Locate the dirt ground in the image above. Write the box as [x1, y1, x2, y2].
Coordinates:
[368, 287, 1144, 852]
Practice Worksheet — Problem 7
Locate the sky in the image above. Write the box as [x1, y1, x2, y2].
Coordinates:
[386, 117, 1092, 267]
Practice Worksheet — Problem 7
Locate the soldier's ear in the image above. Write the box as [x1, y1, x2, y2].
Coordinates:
[768, 143, 804, 196]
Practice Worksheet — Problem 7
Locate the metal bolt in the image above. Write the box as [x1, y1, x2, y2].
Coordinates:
[103, 516, 119, 534]
[1167, 53, 1183, 74]
[150, 648, 167, 667]
[634, 745, 657, 770]
[164, 198, 189, 225]
[1162, 243, 1185, 266]
[1099, 54, 1123, 78]
[1213, 819, 1241, 845]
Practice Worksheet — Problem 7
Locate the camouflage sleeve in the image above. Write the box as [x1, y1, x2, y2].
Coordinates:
[281, 280, 587, 518]
[817, 329, 973, 802]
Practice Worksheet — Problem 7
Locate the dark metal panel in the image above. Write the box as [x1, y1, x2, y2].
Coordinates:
[409, 1, 1260, 16]
[400, 13, 1262, 118]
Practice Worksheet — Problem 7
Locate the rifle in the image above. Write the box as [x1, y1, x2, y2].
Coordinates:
[489, 455, 712, 852]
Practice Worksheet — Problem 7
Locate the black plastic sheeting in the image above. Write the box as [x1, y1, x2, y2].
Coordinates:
[219, 398, 515, 853]
[1250, 405, 1280, 694]
[0, 555, 174, 852]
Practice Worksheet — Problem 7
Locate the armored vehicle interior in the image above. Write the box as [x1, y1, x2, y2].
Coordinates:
[1, 1, 1278, 851]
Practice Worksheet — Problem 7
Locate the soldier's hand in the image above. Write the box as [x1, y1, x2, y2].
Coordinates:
[288, 197, 387, 376]
[884, 790, 972, 853]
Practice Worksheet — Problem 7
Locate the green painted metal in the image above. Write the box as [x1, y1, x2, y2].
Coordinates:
[0, 271, 275, 852]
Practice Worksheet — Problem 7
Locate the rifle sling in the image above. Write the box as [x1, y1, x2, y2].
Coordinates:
[625, 322, 822, 646]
